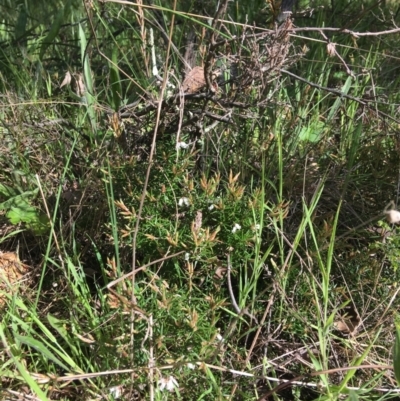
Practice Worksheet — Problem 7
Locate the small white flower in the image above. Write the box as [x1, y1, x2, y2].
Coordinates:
[178, 197, 190, 207]
[186, 363, 196, 369]
[232, 223, 241, 233]
[216, 333, 224, 342]
[158, 376, 178, 392]
[109, 385, 123, 399]
[176, 141, 189, 149]
[184, 252, 190, 261]
[166, 89, 174, 98]
[166, 80, 175, 89]
[326, 42, 336, 57]
[208, 204, 215, 211]
[385, 209, 400, 224]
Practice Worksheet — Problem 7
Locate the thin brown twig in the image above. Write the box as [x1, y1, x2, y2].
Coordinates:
[291, 26, 400, 36]
[318, 30, 354, 78]
[281, 68, 400, 126]
[13, 360, 393, 388]
[125, 0, 178, 391]
[237, 281, 278, 400]
[204, 0, 229, 92]
[256, 364, 393, 401]
[106, 251, 185, 289]
[104, 1, 400, 37]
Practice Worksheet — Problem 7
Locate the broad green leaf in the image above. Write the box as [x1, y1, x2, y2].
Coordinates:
[324, 310, 336, 333]
[7, 206, 38, 224]
[109, 47, 122, 111]
[47, 314, 79, 355]
[347, 390, 359, 400]
[14, 4, 28, 42]
[0, 325, 50, 401]
[79, 23, 97, 134]
[298, 119, 325, 143]
[327, 76, 353, 121]
[0, 189, 38, 210]
[0, 183, 17, 198]
[26, 213, 50, 236]
[15, 334, 70, 371]
[39, 1, 71, 60]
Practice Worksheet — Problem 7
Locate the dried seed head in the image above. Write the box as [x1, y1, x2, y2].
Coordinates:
[60, 71, 72, 88]
[182, 66, 206, 94]
[181, 66, 222, 94]
[327, 42, 336, 57]
[385, 209, 400, 224]
[74, 73, 86, 97]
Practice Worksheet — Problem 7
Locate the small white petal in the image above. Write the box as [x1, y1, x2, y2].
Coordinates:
[186, 363, 196, 369]
[60, 71, 71, 88]
[109, 386, 123, 398]
[386, 209, 400, 224]
[176, 141, 189, 149]
[166, 376, 178, 391]
[232, 223, 241, 233]
[208, 204, 215, 210]
[158, 378, 167, 391]
[158, 375, 179, 392]
[178, 197, 190, 207]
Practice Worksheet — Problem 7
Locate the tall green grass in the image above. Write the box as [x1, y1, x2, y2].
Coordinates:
[1, 0, 400, 400]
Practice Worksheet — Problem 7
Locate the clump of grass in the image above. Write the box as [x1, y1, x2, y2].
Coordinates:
[2, 0, 400, 400]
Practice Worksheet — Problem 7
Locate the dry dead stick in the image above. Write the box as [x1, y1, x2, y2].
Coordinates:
[257, 364, 392, 401]
[126, 4, 177, 392]
[281, 69, 400, 125]
[106, 251, 185, 289]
